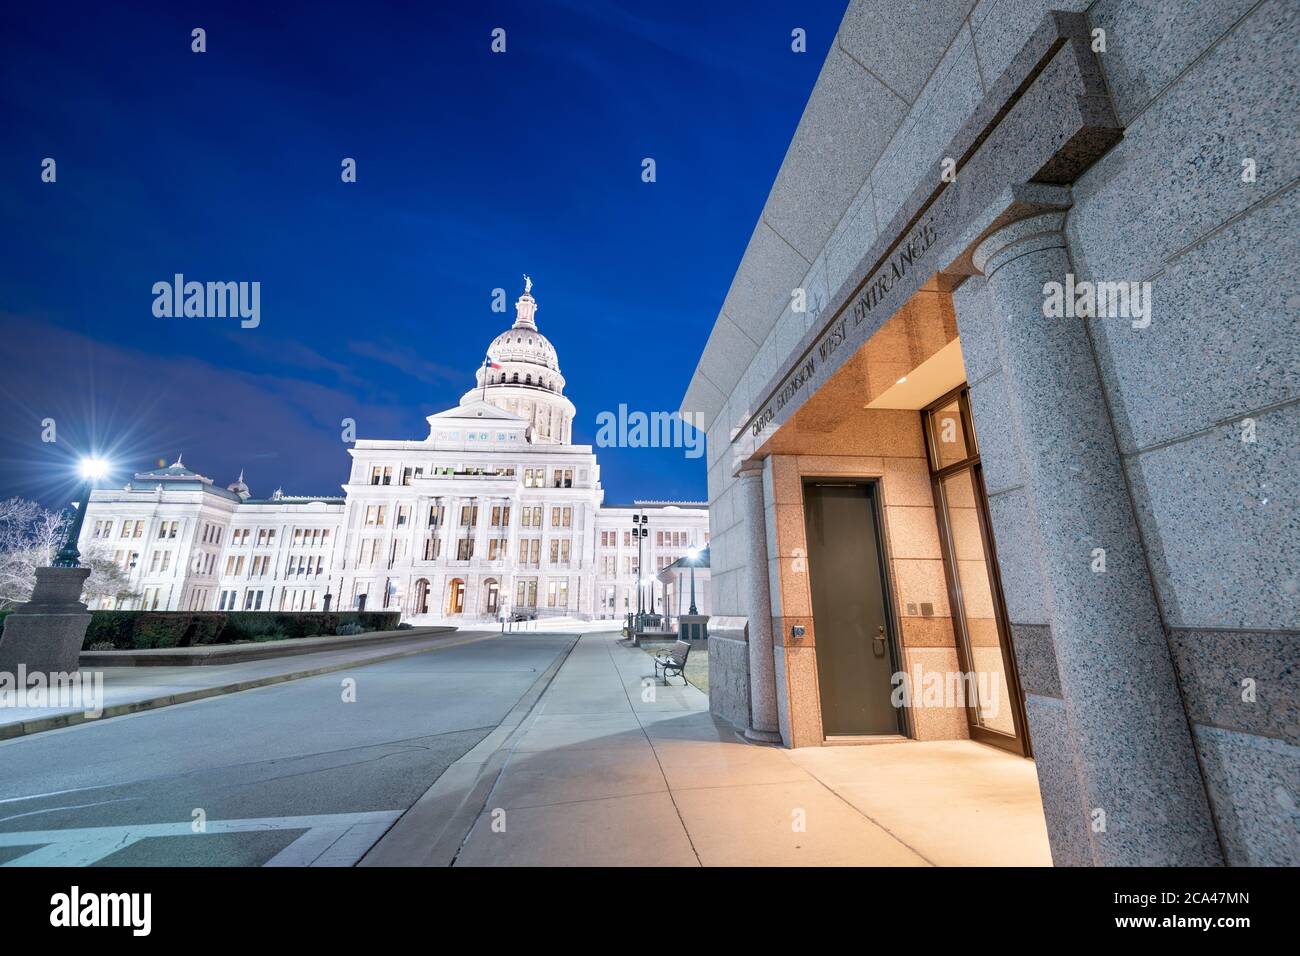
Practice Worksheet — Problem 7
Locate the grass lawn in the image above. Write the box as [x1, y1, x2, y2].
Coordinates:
[638, 640, 708, 693]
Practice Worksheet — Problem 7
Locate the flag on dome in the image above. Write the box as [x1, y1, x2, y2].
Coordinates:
[486, 355, 502, 369]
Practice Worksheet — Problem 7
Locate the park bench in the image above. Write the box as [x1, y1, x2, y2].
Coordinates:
[653, 640, 691, 685]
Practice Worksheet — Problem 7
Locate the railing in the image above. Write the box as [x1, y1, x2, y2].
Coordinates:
[639, 614, 676, 635]
[500, 607, 592, 632]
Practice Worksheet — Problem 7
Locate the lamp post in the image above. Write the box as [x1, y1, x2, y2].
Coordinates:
[686, 545, 700, 616]
[1, 457, 110, 675]
[632, 510, 648, 631]
[52, 458, 109, 568]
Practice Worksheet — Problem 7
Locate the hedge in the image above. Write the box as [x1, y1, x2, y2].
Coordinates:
[82, 611, 402, 650]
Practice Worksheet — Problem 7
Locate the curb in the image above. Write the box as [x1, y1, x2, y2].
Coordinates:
[358, 633, 582, 867]
[78, 626, 457, 667]
[0, 631, 497, 743]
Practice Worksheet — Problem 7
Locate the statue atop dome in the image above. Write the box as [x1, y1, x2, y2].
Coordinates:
[513, 275, 539, 330]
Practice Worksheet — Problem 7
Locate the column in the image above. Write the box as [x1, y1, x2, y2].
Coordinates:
[439, 495, 457, 561]
[737, 463, 780, 743]
[502, 493, 521, 616]
[971, 212, 1221, 865]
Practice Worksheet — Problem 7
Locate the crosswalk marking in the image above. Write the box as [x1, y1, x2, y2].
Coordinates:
[0, 810, 401, 867]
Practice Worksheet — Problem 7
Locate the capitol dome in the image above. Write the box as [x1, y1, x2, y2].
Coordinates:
[487, 327, 559, 372]
[458, 276, 575, 444]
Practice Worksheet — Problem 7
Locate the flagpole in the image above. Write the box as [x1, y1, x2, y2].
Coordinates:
[480, 356, 488, 403]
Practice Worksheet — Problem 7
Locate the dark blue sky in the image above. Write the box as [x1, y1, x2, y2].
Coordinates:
[0, 0, 844, 508]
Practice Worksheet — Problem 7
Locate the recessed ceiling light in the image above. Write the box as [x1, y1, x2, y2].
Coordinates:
[896, 376, 908, 384]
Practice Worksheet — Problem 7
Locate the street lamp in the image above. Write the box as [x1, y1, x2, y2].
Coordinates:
[52, 458, 110, 568]
[686, 545, 700, 616]
[632, 511, 649, 631]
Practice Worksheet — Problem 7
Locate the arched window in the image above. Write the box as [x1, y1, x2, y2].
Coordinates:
[512, 373, 519, 383]
[525, 374, 532, 385]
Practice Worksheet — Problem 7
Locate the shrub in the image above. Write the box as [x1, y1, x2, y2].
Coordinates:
[82, 611, 400, 650]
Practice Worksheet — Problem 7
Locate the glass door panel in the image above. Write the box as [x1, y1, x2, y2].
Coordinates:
[924, 385, 1029, 755]
[940, 469, 1015, 735]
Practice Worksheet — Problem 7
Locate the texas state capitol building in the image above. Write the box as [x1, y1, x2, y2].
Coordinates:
[78, 281, 710, 623]
[685, 2, 1295, 868]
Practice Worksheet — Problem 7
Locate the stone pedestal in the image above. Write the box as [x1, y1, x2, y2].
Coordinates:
[738, 464, 781, 743]
[0, 566, 93, 675]
[972, 212, 1221, 865]
[678, 614, 709, 641]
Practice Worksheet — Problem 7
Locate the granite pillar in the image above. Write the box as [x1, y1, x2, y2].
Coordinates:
[0, 566, 92, 674]
[738, 463, 781, 742]
[972, 211, 1222, 865]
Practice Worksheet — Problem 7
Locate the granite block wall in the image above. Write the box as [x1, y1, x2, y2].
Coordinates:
[1067, 0, 1300, 865]
[691, 0, 1296, 864]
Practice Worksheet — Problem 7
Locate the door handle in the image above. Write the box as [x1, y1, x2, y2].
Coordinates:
[873, 624, 886, 657]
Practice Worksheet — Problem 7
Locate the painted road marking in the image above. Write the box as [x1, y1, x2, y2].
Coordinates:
[0, 810, 401, 867]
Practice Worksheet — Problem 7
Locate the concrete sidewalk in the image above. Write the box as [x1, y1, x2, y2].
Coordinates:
[0, 628, 494, 741]
[434, 631, 1051, 866]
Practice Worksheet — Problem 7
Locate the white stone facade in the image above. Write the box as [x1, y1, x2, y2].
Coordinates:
[79, 285, 709, 623]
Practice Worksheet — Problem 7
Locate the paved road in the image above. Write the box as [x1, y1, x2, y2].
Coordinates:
[0, 633, 573, 866]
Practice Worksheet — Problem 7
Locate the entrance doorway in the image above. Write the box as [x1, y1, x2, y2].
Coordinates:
[413, 578, 430, 615]
[924, 387, 1031, 755]
[485, 579, 499, 616]
[446, 578, 465, 616]
[803, 480, 904, 738]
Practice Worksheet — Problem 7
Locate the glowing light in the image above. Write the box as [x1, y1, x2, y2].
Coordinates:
[79, 458, 110, 480]
[687, 546, 700, 560]
[896, 376, 908, 384]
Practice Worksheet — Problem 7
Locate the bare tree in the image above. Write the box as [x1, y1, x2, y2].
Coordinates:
[0, 497, 136, 609]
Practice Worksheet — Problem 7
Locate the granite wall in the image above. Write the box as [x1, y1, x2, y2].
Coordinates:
[692, 0, 1296, 865]
[1066, 0, 1300, 866]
